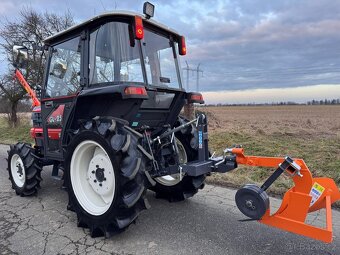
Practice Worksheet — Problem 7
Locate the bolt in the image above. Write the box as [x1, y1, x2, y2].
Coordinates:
[96, 165, 99, 168]
[99, 183, 102, 187]
[92, 170, 95, 174]
[94, 180, 97, 183]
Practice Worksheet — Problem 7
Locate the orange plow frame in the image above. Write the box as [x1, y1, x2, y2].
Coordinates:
[232, 148, 340, 243]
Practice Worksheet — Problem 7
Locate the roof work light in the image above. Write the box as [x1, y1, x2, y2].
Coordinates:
[143, 2, 155, 19]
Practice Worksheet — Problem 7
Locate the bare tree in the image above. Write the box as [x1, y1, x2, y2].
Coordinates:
[0, 7, 74, 127]
[0, 75, 27, 126]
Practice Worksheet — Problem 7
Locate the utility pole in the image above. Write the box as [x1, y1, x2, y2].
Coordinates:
[182, 62, 203, 92]
[196, 63, 203, 92]
[182, 63, 204, 119]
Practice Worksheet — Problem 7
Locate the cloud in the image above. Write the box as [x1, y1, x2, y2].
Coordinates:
[0, 0, 339, 94]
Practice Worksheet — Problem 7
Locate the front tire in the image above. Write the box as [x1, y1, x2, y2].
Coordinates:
[65, 118, 149, 237]
[7, 143, 42, 196]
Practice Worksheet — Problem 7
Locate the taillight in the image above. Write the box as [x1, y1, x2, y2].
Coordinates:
[134, 16, 144, 40]
[124, 86, 147, 96]
[188, 93, 204, 104]
[179, 36, 186, 55]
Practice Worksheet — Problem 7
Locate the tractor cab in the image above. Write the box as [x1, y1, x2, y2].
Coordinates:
[11, 3, 204, 161]
[37, 7, 203, 160]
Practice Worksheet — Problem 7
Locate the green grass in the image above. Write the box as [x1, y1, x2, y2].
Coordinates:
[0, 117, 33, 144]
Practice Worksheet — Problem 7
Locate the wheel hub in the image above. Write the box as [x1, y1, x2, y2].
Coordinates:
[10, 154, 25, 188]
[245, 200, 256, 210]
[95, 167, 105, 182]
[88, 154, 114, 196]
[16, 163, 24, 177]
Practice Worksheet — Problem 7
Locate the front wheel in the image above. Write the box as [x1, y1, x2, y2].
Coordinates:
[7, 143, 42, 196]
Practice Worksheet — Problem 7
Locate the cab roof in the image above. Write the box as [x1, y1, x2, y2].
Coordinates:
[44, 10, 181, 45]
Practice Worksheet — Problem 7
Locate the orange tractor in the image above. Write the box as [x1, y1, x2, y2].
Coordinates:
[8, 2, 340, 242]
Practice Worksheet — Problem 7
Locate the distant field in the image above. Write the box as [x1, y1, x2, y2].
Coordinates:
[1, 105, 339, 201]
[201, 105, 340, 199]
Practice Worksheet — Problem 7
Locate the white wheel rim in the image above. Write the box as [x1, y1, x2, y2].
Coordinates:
[70, 140, 115, 216]
[155, 139, 188, 186]
[10, 154, 25, 188]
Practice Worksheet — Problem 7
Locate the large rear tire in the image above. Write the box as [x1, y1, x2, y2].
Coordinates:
[64, 118, 149, 237]
[7, 143, 42, 196]
[150, 116, 206, 202]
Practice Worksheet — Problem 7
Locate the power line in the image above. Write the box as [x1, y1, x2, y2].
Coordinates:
[182, 62, 203, 92]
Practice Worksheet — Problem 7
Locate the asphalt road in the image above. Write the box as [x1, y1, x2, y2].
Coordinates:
[0, 144, 339, 255]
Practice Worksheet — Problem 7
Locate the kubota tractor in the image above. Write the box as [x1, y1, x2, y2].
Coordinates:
[7, 2, 340, 242]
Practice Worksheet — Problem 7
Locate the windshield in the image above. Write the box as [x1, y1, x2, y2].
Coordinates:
[142, 29, 181, 89]
[89, 22, 144, 84]
[89, 21, 182, 90]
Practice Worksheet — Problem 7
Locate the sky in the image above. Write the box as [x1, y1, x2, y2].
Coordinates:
[0, 0, 339, 103]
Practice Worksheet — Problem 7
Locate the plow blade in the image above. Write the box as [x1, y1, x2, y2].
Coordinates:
[231, 148, 340, 243]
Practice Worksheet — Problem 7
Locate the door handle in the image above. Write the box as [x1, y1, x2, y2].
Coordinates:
[44, 101, 53, 108]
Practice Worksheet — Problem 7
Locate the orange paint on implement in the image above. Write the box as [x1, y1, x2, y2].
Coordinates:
[15, 69, 40, 107]
[232, 148, 340, 243]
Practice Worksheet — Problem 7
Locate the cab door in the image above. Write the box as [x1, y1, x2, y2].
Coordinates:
[41, 36, 82, 160]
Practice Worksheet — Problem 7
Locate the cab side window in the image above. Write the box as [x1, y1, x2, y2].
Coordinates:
[46, 36, 81, 98]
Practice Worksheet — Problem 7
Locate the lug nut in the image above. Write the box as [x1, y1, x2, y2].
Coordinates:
[94, 180, 97, 183]
[99, 183, 102, 187]
[96, 165, 99, 168]
[92, 170, 95, 174]
[103, 178, 106, 181]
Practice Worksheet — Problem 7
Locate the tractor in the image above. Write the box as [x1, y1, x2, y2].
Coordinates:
[7, 2, 340, 242]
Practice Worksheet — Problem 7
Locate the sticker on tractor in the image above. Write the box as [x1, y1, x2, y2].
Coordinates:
[309, 182, 325, 207]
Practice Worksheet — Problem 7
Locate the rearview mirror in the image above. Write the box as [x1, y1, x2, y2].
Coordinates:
[13, 45, 29, 68]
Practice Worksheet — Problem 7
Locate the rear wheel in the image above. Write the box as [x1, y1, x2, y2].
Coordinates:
[65, 118, 149, 237]
[150, 116, 206, 202]
[7, 143, 42, 196]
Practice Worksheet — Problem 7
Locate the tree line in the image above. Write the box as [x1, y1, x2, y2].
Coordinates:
[307, 99, 340, 105]
[203, 98, 340, 107]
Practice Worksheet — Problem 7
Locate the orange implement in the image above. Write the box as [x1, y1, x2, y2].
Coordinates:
[232, 148, 340, 243]
[15, 69, 41, 107]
